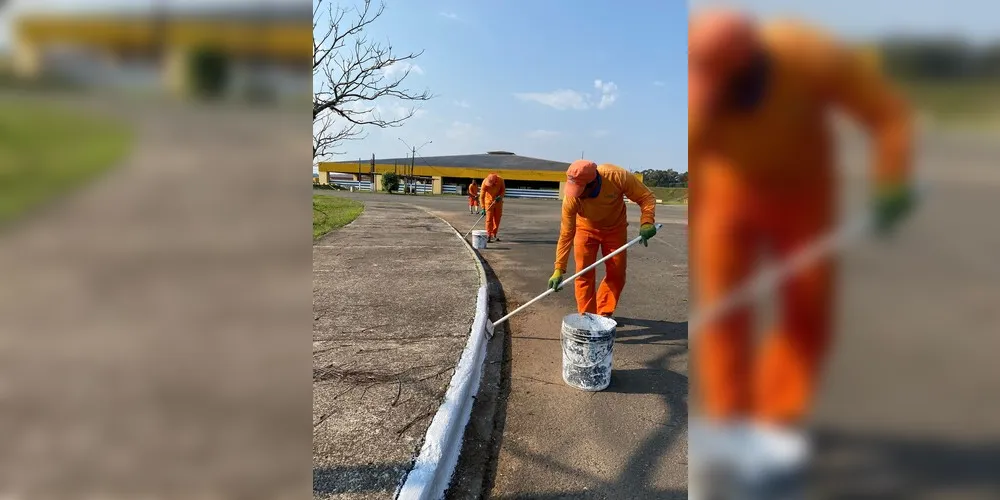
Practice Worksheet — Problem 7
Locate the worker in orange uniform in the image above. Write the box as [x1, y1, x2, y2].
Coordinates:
[687, 9, 917, 498]
[468, 179, 480, 215]
[548, 160, 657, 321]
[479, 173, 505, 242]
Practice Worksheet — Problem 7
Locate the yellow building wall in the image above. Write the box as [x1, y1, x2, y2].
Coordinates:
[14, 16, 311, 62]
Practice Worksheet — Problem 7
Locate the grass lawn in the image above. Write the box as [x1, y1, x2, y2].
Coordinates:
[0, 99, 132, 224]
[649, 186, 688, 205]
[900, 80, 1000, 127]
[313, 194, 364, 239]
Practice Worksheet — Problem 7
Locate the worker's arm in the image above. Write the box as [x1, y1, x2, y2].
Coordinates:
[615, 169, 657, 225]
[479, 186, 487, 209]
[499, 179, 506, 199]
[554, 198, 579, 272]
[820, 39, 914, 188]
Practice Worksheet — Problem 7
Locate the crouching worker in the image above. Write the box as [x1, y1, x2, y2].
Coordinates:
[548, 160, 657, 321]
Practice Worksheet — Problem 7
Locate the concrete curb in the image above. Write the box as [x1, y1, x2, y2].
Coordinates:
[395, 206, 490, 500]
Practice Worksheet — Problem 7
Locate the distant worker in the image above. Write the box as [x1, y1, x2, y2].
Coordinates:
[548, 160, 657, 321]
[468, 179, 480, 215]
[688, 9, 916, 497]
[479, 173, 506, 242]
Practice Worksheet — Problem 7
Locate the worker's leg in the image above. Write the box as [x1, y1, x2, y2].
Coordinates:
[595, 226, 628, 316]
[493, 203, 504, 239]
[753, 200, 836, 425]
[573, 230, 601, 315]
[485, 205, 497, 238]
[691, 205, 756, 420]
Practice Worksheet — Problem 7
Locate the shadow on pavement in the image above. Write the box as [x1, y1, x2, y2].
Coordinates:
[615, 318, 688, 345]
[493, 489, 686, 500]
[507, 238, 559, 245]
[810, 427, 1000, 498]
[446, 256, 514, 500]
[606, 367, 688, 397]
[497, 335, 688, 499]
[313, 462, 409, 496]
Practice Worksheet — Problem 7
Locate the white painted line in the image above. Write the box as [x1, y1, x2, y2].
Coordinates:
[394, 205, 490, 500]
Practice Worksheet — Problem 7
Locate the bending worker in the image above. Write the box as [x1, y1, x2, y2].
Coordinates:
[479, 173, 505, 242]
[548, 160, 657, 320]
[688, 9, 916, 496]
[468, 179, 480, 215]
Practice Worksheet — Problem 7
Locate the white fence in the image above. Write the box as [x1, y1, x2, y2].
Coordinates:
[332, 182, 559, 199]
[333, 181, 432, 194]
[505, 188, 559, 200]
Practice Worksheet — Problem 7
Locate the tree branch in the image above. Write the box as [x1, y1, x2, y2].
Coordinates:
[312, 0, 434, 163]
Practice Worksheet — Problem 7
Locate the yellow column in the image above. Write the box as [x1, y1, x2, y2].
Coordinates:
[558, 181, 567, 200]
[11, 41, 41, 79]
[162, 46, 190, 97]
[374, 174, 384, 192]
[432, 176, 443, 195]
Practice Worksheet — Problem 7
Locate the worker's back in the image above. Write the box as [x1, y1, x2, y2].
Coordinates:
[565, 164, 647, 231]
[693, 20, 865, 190]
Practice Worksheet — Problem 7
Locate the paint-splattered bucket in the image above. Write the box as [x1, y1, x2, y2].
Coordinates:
[561, 313, 617, 391]
[471, 230, 488, 249]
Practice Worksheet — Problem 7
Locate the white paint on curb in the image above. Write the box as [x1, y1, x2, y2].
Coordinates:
[395, 206, 490, 500]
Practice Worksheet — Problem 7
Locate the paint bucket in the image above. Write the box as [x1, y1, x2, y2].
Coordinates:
[561, 313, 617, 391]
[471, 230, 489, 249]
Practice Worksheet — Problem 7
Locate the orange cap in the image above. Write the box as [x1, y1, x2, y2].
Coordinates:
[565, 160, 598, 198]
[689, 9, 758, 80]
[483, 173, 499, 187]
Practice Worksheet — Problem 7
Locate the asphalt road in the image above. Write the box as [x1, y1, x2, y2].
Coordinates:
[333, 193, 691, 499]
[330, 122, 1000, 499]
[809, 129, 1000, 499]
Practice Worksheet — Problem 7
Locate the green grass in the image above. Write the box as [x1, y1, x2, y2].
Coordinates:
[900, 80, 1000, 127]
[313, 195, 364, 239]
[0, 99, 132, 224]
[649, 186, 688, 205]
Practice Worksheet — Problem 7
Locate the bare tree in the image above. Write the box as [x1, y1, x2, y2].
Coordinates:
[313, 0, 433, 162]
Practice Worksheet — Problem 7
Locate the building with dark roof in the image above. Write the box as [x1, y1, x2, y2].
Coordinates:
[11, 5, 310, 97]
[321, 151, 627, 199]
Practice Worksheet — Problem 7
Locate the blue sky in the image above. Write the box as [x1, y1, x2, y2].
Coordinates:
[691, 0, 1000, 43]
[315, 0, 688, 172]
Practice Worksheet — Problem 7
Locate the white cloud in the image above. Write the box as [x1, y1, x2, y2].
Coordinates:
[526, 129, 561, 139]
[514, 79, 619, 111]
[439, 11, 459, 20]
[592, 129, 610, 138]
[594, 79, 619, 109]
[383, 62, 424, 79]
[653, 80, 665, 86]
[453, 100, 471, 108]
[514, 89, 590, 110]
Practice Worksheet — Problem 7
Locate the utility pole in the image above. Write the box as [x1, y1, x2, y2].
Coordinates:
[409, 146, 416, 194]
[398, 138, 432, 195]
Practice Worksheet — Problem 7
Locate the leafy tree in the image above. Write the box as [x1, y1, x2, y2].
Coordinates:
[381, 172, 400, 193]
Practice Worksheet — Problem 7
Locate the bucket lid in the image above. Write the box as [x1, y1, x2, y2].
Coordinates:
[472, 230, 488, 235]
[562, 312, 616, 337]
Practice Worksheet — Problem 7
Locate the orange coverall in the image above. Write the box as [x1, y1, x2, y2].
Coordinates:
[555, 164, 657, 316]
[479, 175, 505, 238]
[468, 182, 480, 207]
[689, 21, 913, 424]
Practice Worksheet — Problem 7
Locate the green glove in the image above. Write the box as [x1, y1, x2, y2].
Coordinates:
[480, 208, 487, 215]
[548, 270, 564, 291]
[639, 223, 657, 246]
[873, 183, 916, 236]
